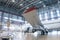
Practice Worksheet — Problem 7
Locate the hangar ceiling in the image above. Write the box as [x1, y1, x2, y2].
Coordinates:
[0, 0, 59, 16]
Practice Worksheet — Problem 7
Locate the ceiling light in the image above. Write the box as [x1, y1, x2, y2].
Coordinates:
[26, 7, 29, 9]
[4, 17, 24, 22]
[51, 11, 54, 18]
[57, 10, 60, 16]
[39, 1, 42, 3]
[45, 13, 48, 20]
[20, 4, 23, 6]
[43, 5, 46, 7]
[39, 15, 42, 20]
[12, 0, 15, 2]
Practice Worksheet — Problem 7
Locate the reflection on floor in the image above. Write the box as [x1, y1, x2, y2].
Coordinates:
[36, 35, 60, 40]
[0, 32, 60, 40]
[26, 33, 60, 40]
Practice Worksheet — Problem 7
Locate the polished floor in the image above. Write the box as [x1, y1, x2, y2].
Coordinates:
[0, 32, 60, 40]
[36, 35, 60, 40]
[26, 33, 60, 40]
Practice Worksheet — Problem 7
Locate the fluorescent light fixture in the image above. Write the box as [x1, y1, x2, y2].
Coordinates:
[43, 5, 46, 7]
[45, 13, 48, 20]
[57, 10, 60, 16]
[10, 18, 24, 22]
[4, 17, 24, 22]
[45, 13, 49, 21]
[4, 17, 8, 19]
[39, 15, 42, 20]
[51, 11, 54, 19]
[26, 7, 29, 9]
[39, 1, 42, 3]
[12, 0, 15, 2]
[20, 4, 23, 6]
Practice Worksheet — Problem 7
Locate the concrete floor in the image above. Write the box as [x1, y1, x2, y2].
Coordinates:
[26, 33, 60, 40]
[0, 32, 60, 40]
[36, 35, 60, 40]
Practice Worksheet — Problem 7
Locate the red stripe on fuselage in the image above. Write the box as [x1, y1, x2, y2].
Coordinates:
[24, 6, 36, 13]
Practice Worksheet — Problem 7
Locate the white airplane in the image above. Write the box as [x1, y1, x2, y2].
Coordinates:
[22, 7, 48, 35]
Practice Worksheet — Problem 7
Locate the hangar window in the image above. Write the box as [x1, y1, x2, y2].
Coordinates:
[47, 12, 51, 20]
[12, 15, 17, 19]
[40, 12, 46, 20]
[52, 10, 58, 19]
[4, 13, 8, 17]
[45, 12, 48, 21]
[38, 8, 60, 21]
[39, 15, 42, 20]
[57, 9, 60, 17]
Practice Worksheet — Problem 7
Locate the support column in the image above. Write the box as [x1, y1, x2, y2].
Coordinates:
[0, 12, 4, 30]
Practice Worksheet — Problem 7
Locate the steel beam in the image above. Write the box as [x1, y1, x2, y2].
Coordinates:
[0, 5, 23, 17]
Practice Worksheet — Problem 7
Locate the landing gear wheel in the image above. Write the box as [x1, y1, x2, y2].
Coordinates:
[41, 31, 45, 35]
[46, 31, 48, 35]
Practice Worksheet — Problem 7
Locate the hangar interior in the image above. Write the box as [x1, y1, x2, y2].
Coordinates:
[0, 0, 60, 40]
